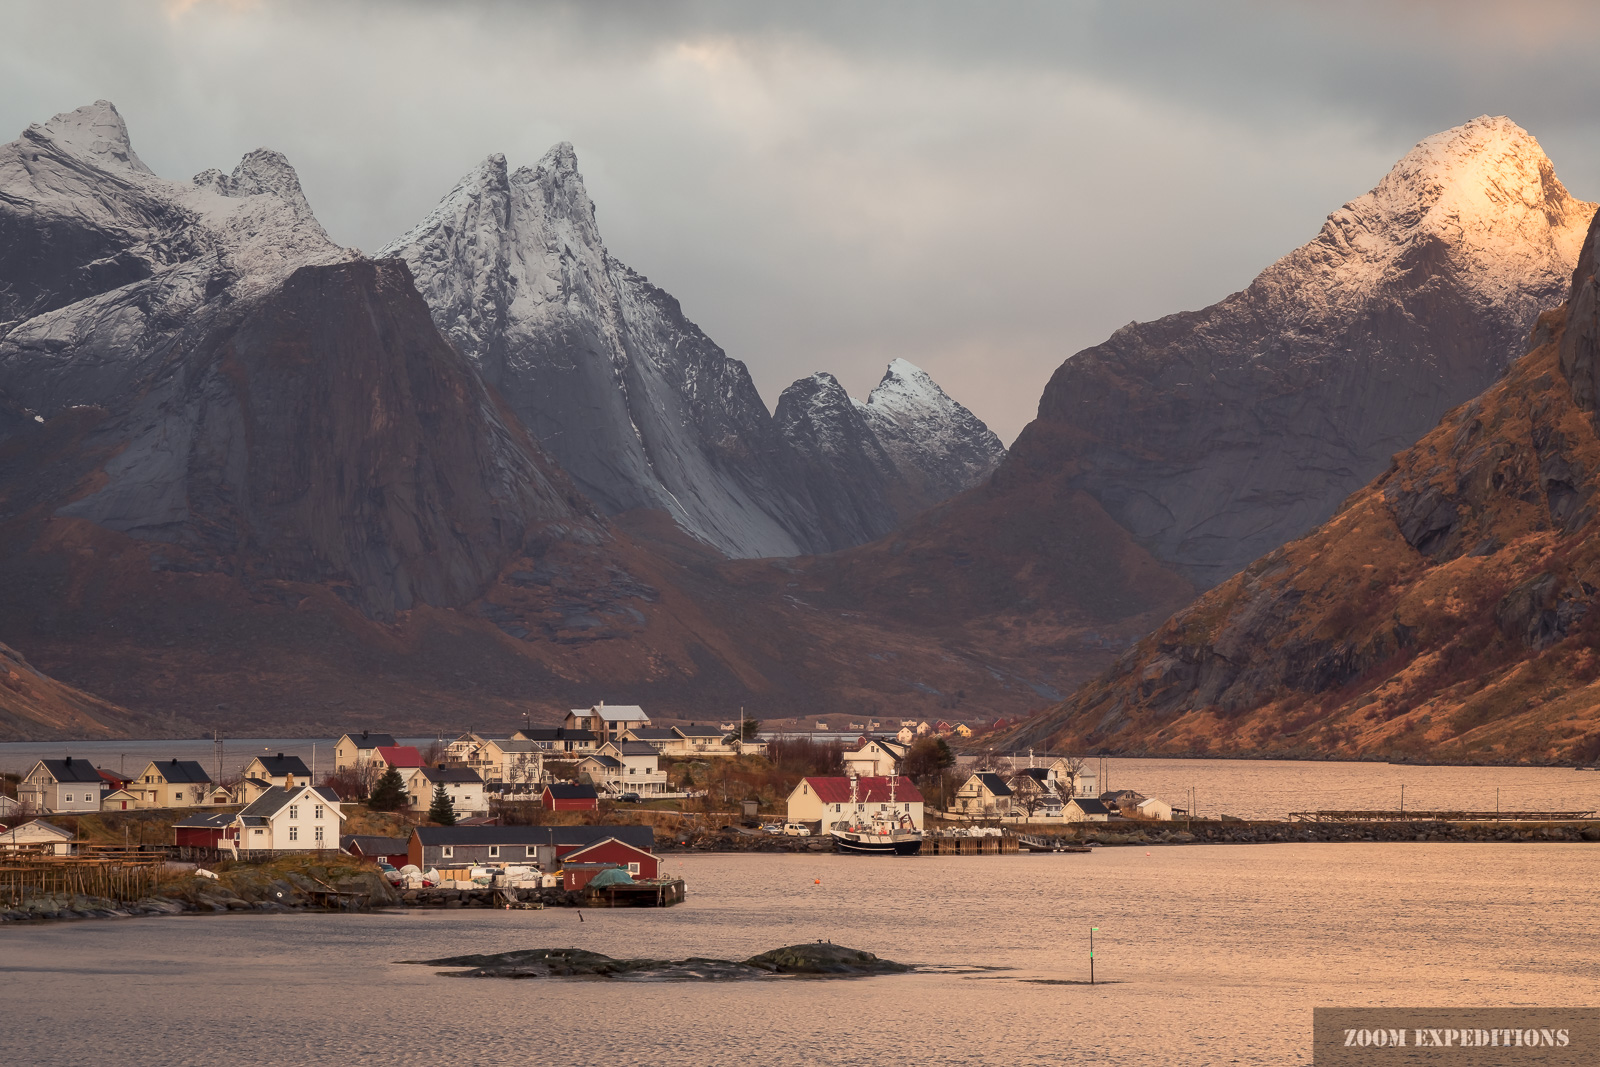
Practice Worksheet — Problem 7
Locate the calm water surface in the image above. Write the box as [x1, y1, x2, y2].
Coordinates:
[2, 846, 1596, 1066]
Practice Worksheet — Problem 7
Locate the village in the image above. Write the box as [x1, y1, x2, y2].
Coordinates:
[0, 703, 1191, 917]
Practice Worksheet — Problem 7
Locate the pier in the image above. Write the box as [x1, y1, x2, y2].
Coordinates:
[921, 832, 1019, 855]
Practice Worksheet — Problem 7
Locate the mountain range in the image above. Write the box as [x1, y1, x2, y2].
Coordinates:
[1, 102, 1595, 755]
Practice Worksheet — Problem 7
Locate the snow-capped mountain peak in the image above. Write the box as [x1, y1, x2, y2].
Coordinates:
[30, 99, 151, 175]
[861, 358, 1006, 497]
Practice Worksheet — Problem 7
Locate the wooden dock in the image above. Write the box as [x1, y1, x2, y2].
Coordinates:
[582, 877, 686, 907]
[921, 833, 1019, 855]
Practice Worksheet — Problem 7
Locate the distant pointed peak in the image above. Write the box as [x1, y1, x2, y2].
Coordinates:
[869, 358, 952, 410]
[539, 141, 580, 174]
[31, 99, 151, 174]
[194, 147, 315, 218]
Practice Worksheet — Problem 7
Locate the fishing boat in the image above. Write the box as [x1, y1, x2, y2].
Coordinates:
[829, 774, 924, 855]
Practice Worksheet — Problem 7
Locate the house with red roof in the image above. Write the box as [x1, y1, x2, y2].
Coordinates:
[784, 775, 924, 833]
[373, 746, 423, 775]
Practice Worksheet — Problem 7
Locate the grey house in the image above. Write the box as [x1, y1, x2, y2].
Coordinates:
[408, 824, 655, 870]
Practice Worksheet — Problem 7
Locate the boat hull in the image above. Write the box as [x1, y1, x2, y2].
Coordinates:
[831, 832, 924, 855]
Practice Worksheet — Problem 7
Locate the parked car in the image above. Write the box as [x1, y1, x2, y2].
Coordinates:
[762, 822, 785, 834]
[783, 823, 812, 837]
[614, 792, 641, 803]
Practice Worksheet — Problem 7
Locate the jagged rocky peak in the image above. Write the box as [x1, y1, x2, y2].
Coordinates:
[1027, 115, 1598, 590]
[1281, 115, 1593, 309]
[775, 360, 1006, 544]
[194, 148, 317, 219]
[384, 141, 830, 559]
[862, 358, 1006, 497]
[29, 99, 152, 174]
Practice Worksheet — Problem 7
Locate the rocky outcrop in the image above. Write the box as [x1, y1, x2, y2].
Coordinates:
[1005, 210, 1600, 764]
[408, 943, 911, 979]
[1039, 116, 1595, 587]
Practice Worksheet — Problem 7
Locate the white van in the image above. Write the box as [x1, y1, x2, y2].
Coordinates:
[783, 823, 812, 837]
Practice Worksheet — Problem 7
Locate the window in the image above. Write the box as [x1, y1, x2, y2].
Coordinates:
[289, 825, 298, 841]
[253, 828, 264, 836]
[488, 846, 500, 858]
[64, 794, 72, 803]
[288, 805, 298, 819]
[175, 791, 183, 801]
[314, 805, 323, 819]
[627, 862, 641, 875]
[526, 846, 536, 858]
[314, 826, 324, 843]
[441, 846, 454, 858]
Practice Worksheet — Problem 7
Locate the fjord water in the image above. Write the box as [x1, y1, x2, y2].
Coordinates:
[3, 846, 1596, 1066]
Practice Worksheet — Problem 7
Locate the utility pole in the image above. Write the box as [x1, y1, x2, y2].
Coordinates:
[1090, 927, 1098, 985]
[1400, 783, 1405, 814]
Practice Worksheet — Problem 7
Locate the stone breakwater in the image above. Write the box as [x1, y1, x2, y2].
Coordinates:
[403, 943, 912, 980]
[1062, 820, 1600, 847]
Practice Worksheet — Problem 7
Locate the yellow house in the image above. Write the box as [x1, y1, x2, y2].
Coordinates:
[133, 759, 213, 809]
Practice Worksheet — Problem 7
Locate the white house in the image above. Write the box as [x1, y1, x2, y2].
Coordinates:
[1063, 797, 1111, 823]
[0, 819, 76, 854]
[18, 758, 105, 814]
[101, 788, 141, 812]
[786, 776, 925, 831]
[564, 702, 651, 743]
[953, 772, 1018, 818]
[843, 738, 908, 778]
[333, 731, 397, 772]
[895, 726, 915, 744]
[577, 741, 670, 796]
[241, 753, 313, 791]
[1135, 796, 1173, 821]
[230, 785, 345, 852]
[405, 765, 487, 818]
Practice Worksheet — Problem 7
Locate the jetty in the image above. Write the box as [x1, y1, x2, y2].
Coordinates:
[921, 831, 1019, 855]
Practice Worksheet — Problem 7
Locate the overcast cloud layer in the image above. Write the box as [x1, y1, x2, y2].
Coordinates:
[4, 0, 1600, 442]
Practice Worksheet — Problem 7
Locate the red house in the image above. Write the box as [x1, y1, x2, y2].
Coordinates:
[172, 812, 237, 848]
[542, 782, 599, 811]
[558, 836, 659, 888]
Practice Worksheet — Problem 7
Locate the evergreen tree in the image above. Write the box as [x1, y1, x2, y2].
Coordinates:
[427, 781, 457, 826]
[368, 766, 407, 812]
[738, 717, 762, 742]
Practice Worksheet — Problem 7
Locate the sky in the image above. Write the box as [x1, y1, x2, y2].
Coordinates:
[4, 0, 1600, 443]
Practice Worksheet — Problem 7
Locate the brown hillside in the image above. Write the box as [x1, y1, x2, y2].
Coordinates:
[1006, 215, 1600, 763]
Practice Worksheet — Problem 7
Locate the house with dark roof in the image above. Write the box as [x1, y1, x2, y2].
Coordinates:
[512, 726, 597, 757]
[334, 731, 398, 772]
[542, 782, 599, 811]
[19, 757, 107, 814]
[132, 759, 213, 809]
[407, 824, 655, 871]
[174, 811, 237, 848]
[579, 740, 669, 796]
[228, 785, 344, 852]
[952, 772, 1014, 818]
[340, 834, 410, 866]
[785, 775, 925, 831]
[621, 727, 681, 752]
[405, 765, 486, 818]
[843, 738, 909, 779]
[1065, 797, 1112, 823]
[242, 753, 314, 791]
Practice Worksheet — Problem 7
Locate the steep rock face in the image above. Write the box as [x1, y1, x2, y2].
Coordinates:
[0, 100, 348, 429]
[380, 148, 824, 559]
[1008, 211, 1600, 763]
[0, 640, 188, 741]
[773, 371, 903, 547]
[1041, 116, 1595, 587]
[774, 360, 1006, 545]
[860, 358, 1006, 503]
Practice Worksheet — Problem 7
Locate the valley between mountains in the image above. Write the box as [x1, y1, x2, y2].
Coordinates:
[3, 101, 1598, 760]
